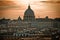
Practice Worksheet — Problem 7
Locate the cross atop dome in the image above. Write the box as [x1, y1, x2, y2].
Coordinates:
[28, 5, 31, 9]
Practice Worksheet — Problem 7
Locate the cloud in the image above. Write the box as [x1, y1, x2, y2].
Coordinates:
[0, 1, 25, 10]
[0, 1, 16, 6]
[0, 0, 60, 19]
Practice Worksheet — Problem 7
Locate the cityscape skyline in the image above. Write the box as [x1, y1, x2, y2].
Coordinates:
[0, 1, 60, 40]
[0, 0, 60, 19]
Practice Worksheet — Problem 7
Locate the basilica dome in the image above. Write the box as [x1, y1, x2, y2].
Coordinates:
[24, 5, 34, 16]
[23, 5, 35, 21]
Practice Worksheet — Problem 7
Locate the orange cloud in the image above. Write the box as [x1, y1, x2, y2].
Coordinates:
[0, 0, 60, 19]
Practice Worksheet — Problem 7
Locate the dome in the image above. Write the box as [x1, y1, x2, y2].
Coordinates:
[24, 5, 34, 16]
[23, 5, 35, 21]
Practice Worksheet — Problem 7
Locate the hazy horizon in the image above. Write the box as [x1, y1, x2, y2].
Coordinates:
[0, 0, 60, 19]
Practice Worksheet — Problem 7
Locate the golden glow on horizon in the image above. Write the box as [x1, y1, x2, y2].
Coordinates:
[0, 0, 60, 19]
[11, 0, 48, 5]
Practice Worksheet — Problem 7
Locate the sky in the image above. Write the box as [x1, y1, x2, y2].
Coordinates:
[0, 0, 60, 19]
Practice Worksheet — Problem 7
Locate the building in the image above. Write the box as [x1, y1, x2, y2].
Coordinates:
[0, 5, 60, 40]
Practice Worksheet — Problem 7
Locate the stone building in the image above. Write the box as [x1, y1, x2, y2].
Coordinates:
[0, 5, 60, 40]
